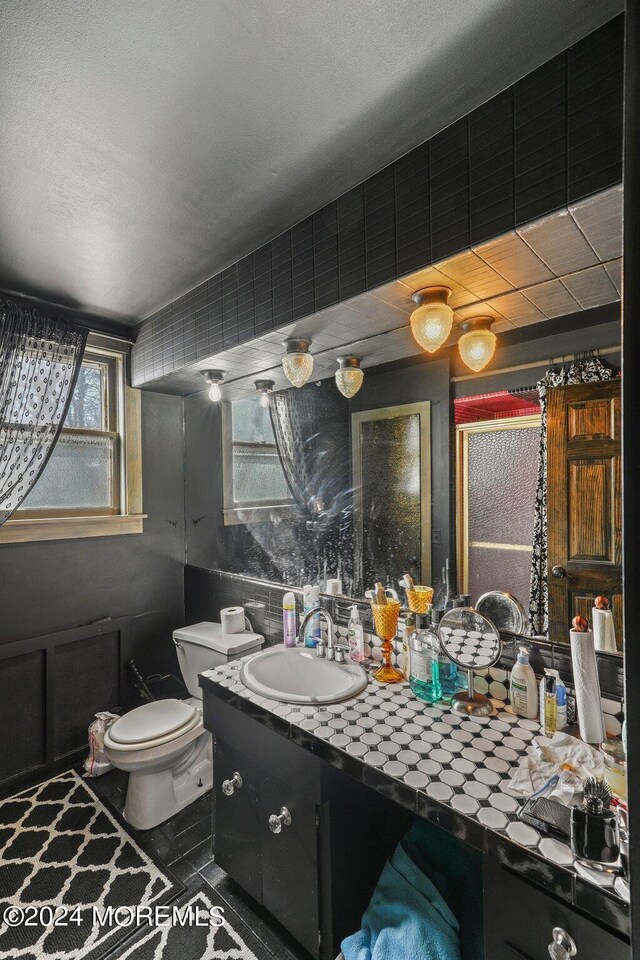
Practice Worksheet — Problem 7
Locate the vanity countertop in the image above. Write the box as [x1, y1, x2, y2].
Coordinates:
[200, 652, 629, 936]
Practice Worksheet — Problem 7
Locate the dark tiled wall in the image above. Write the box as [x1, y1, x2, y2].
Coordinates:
[133, 17, 623, 387]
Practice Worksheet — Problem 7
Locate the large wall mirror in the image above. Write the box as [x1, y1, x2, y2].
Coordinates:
[202, 204, 622, 656]
[214, 356, 622, 655]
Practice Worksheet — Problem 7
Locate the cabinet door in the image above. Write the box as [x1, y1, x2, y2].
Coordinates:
[547, 379, 622, 644]
[213, 739, 262, 902]
[261, 771, 320, 958]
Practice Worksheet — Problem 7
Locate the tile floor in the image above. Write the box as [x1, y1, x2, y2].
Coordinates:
[90, 768, 312, 960]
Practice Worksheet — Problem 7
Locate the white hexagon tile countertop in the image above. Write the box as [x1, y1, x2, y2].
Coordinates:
[201, 654, 629, 914]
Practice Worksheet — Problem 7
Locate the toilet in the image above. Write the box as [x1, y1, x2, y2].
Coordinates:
[104, 621, 263, 830]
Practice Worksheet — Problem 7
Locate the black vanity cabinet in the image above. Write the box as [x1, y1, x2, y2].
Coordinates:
[484, 858, 630, 960]
[204, 693, 414, 960]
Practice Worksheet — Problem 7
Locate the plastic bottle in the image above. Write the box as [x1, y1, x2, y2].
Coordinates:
[309, 586, 321, 646]
[302, 584, 314, 646]
[556, 675, 567, 730]
[402, 613, 415, 679]
[509, 646, 538, 719]
[347, 605, 365, 663]
[283, 592, 297, 648]
[544, 673, 557, 736]
[409, 613, 442, 703]
[539, 669, 555, 731]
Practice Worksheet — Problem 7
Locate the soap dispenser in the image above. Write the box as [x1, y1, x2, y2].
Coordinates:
[409, 612, 442, 703]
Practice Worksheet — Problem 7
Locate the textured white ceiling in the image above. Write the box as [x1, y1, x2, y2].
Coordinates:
[153, 185, 621, 399]
[0, 0, 622, 322]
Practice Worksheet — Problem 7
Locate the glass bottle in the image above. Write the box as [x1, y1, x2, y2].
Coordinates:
[409, 613, 442, 703]
[431, 606, 459, 700]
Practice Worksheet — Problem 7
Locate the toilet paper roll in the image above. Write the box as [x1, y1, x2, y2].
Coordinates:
[220, 606, 247, 635]
[592, 607, 617, 654]
[570, 628, 606, 744]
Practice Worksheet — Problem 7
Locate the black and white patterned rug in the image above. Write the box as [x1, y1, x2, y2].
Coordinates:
[113, 886, 272, 960]
[0, 770, 181, 960]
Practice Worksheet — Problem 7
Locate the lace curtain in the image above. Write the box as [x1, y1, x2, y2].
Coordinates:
[528, 355, 616, 634]
[0, 298, 88, 524]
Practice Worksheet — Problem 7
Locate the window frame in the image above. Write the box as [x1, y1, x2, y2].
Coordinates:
[221, 399, 297, 526]
[0, 335, 144, 543]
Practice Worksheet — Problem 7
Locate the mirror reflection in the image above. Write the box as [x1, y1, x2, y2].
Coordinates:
[213, 298, 621, 654]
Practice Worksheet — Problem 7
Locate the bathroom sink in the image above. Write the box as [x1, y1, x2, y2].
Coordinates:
[240, 646, 368, 704]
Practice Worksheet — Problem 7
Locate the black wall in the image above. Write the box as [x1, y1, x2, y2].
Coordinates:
[0, 392, 186, 679]
[133, 16, 624, 389]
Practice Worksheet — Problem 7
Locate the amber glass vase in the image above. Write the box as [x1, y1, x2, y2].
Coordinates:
[406, 585, 434, 614]
[371, 598, 403, 683]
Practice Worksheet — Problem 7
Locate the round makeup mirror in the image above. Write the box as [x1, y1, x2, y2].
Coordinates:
[438, 607, 502, 717]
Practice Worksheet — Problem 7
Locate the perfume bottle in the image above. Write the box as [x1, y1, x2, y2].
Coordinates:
[570, 777, 620, 864]
[409, 613, 442, 703]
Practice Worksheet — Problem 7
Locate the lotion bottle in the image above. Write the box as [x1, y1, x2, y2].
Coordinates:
[347, 605, 365, 663]
[510, 646, 538, 719]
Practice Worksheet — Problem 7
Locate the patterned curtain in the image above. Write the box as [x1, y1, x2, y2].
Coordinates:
[269, 388, 315, 516]
[528, 355, 616, 634]
[269, 386, 351, 525]
[0, 298, 87, 524]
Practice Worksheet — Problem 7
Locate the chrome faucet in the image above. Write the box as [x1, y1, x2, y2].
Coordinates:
[297, 606, 337, 659]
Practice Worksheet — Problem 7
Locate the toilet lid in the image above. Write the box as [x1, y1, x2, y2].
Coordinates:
[109, 699, 198, 745]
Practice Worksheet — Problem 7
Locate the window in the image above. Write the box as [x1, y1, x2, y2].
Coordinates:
[0, 337, 143, 543]
[222, 397, 294, 524]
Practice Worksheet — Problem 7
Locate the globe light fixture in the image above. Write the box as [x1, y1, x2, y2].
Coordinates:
[282, 338, 313, 387]
[335, 356, 364, 398]
[410, 286, 454, 353]
[204, 369, 225, 402]
[457, 317, 497, 372]
[255, 378, 275, 408]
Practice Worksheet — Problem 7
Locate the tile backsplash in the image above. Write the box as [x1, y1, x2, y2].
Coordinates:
[184, 565, 624, 732]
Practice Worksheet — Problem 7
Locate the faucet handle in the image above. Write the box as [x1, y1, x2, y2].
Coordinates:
[334, 644, 350, 664]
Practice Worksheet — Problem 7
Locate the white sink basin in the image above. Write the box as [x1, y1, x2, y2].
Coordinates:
[240, 646, 368, 704]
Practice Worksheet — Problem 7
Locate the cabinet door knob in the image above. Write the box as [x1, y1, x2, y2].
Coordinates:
[552, 565, 567, 579]
[548, 926, 577, 958]
[222, 772, 243, 796]
[268, 806, 292, 834]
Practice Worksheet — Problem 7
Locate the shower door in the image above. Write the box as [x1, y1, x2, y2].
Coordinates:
[351, 401, 431, 596]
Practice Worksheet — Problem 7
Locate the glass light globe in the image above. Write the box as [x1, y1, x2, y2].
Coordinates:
[410, 302, 454, 352]
[335, 362, 364, 398]
[410, 288, 454, 352]
[458, 322, 497, 372]
[258, 390, 270, 408]
[208, 382, 222, 402]
[282, 342, 314, 387]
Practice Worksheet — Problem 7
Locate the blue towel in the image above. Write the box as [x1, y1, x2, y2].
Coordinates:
[341, 843, 461, 960]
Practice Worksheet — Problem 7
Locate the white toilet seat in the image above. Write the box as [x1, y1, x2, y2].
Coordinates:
[106, 699, 201, 752]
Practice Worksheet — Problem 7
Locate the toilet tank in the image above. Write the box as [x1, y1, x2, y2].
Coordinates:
[173, 621, 264, 699]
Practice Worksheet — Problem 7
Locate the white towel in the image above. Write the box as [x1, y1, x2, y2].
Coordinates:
[508, 731, 605, 804]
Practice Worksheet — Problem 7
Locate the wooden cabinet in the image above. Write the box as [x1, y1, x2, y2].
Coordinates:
[205, 693, 414, 959]
[547, 379, 622, 644]
[484, 857, 630, 960]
